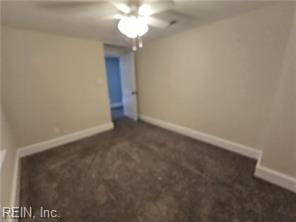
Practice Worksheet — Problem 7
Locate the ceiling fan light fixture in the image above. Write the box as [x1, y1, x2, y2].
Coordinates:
[117, 16, 149, 39]
[136, 17, 149, 36]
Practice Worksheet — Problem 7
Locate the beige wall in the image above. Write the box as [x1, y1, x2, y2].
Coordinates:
[1, 26, 18, 209]
[2, 26, 111, 147]
[260, 7, 296, 177]
[1, 8, 18, 211]
[136, 4, 294, 151]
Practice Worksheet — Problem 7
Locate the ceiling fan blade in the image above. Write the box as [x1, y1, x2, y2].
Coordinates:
[141, 1, 175, 16]
[103, 14, 123, 20]
[111, 1, 131, 14]
[147, 17, 170, 29]
[113, 14, 124, 20]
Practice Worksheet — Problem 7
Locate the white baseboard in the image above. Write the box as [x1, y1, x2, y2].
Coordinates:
[0, 150, 19, 222]
[1, 150, 21, 222]
[111, 102, 123, 109]
[10, 151, 20, 208]
[255, 157, 296, 193]
[18, 122, 114, 158]
[7, 122, 114, 215]
[140, 115, 261, 160]
[140, 115, 296, 194]
[7, 116, 296, 212]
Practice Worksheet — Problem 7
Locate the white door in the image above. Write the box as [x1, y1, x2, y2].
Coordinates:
[119, 52, 138, 121]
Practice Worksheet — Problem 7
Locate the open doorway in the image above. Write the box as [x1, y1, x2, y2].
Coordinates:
[105, 56, 124, 120]
[104, 45, 139, 122]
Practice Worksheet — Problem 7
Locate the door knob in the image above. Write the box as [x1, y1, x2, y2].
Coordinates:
[131, 91, 138, 95]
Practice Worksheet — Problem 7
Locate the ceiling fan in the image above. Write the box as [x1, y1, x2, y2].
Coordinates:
[112, 1, 175, 50]
[37, 0, 176, 50]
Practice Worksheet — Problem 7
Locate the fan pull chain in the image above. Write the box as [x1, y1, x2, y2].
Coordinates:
[138, 36, 143, 48]
[132, 38, 137, 51]
[132, 36, 144, 51]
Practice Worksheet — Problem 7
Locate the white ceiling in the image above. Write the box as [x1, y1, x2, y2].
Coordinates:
[2, 1, 272, 47]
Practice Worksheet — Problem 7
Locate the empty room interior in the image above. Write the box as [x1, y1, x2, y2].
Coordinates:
[1, 0, 296, 221]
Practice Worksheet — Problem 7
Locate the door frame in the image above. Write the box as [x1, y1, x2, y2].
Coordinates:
[104, 44, 139, 121]
[119, 52, 138, 121]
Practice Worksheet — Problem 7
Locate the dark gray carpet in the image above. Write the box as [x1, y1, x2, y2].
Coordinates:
[20, 119, 296, 222]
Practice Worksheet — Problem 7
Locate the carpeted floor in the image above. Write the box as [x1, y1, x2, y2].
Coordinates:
[20, 119, 296, 222]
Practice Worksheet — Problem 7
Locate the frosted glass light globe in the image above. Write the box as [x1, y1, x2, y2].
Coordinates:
[118, 16, 149, 38]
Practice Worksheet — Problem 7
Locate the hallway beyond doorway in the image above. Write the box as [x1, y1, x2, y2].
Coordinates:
[111, 106, 124, 120]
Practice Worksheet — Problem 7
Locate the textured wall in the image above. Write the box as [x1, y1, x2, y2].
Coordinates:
[2, 26, 111, 147]
[260, 6, 296, 178]
[136, 4, 294, 151]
